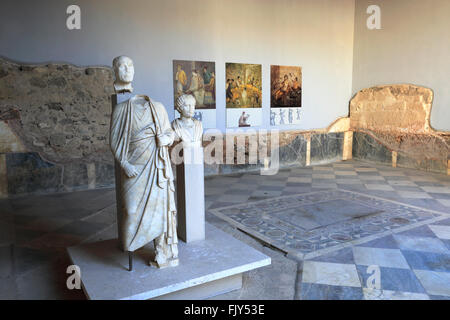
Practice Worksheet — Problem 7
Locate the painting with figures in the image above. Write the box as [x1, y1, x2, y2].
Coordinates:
[226, 63, 262, 127]
[270, 65, 302, 125]
[226, 63, 262, 109]
[173, 60, 216, 128]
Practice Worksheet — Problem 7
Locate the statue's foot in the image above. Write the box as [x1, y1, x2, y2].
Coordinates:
[153, 251, 167, 266]
[151, 238, 179, 269]
[149, 260, 167, 269]
[150, 253, 167, 268]
[150, 258, 179, 269]
[168, 258, 179, 267]
[170, 244, 178, 260]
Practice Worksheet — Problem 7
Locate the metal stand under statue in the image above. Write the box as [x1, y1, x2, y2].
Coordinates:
[66, 58, 270, 300]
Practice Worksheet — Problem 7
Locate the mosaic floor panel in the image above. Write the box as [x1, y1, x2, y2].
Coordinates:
[211, 189, 450, 259]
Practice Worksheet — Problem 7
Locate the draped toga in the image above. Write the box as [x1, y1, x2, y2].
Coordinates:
[110, 95, 177, 252]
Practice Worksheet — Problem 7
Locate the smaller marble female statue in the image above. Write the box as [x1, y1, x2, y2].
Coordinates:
[172, 94, 203, 148]
[172, 94, 205, 243]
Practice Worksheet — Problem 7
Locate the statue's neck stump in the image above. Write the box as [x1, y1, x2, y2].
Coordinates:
[114, 82, 133, 94]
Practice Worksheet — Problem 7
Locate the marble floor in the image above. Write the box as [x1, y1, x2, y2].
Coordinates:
[1, 160, 450, 300]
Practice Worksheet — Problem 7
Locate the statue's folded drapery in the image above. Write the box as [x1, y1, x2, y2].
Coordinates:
[172, 118, 203, 148]
[110, 95, 177, 252]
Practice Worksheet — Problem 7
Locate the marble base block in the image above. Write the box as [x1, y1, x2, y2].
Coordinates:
[67, 223, 271, 300]
[176, 146, 205, 242]
[155, 274, 243, 300]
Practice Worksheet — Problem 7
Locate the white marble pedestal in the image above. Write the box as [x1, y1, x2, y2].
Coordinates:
[176, 146, 205, 243]
[67, 223, 271, 300]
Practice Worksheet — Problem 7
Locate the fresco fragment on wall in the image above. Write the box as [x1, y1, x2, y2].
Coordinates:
[226, 63, 262, 128]
[270, 65, 302, 126]
[173, 60, 216, 129]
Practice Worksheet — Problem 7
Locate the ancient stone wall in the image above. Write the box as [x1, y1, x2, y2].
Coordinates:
[0, 57, 115, 163]
[173, 130, 345, 176]
[350, 85, 433, 133]
[0, 57, 115, 196]
[349, 84, 449, 174]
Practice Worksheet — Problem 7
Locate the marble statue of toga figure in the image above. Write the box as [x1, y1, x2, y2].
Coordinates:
[110, 94, 178, 266]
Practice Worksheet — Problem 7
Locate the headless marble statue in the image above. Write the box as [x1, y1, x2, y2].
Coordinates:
[110, 56, 178, 270]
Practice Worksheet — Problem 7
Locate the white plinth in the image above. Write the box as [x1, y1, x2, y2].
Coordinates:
[176, 146, 205, 242]
[67, 223, 271, 300]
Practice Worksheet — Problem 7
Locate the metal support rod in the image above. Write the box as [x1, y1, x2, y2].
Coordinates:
[128, 251, 133, 271]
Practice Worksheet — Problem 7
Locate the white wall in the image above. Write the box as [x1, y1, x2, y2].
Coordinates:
[0, 0, 355, 131]
[353, 0, 450, 131]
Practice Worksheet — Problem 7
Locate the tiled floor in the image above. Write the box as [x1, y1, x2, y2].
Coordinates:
[1, 160, 449, 299]
[205, 160, 450, 300]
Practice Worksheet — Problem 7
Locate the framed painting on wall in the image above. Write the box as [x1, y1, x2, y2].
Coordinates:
[173, 60, 216, 128]
[225, 62, 262, 128]
[270, 65, 302, 126]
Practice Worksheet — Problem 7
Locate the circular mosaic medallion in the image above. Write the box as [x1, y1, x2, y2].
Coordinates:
[266, 230, 286, 238]
[241, 217, 263, 226]
[329, 233, 352, 242]
[389, 217, 410, 225]
[295, 231, 306, 238]
[292, 242, 313, 250]
[361, 224, 383, 232]
[223, 208, 240, 215]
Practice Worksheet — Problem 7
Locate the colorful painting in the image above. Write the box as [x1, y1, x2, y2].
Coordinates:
[173, 60, 216, 128]
[226, 63, 262, 127]
[270, 65, 302, 125]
